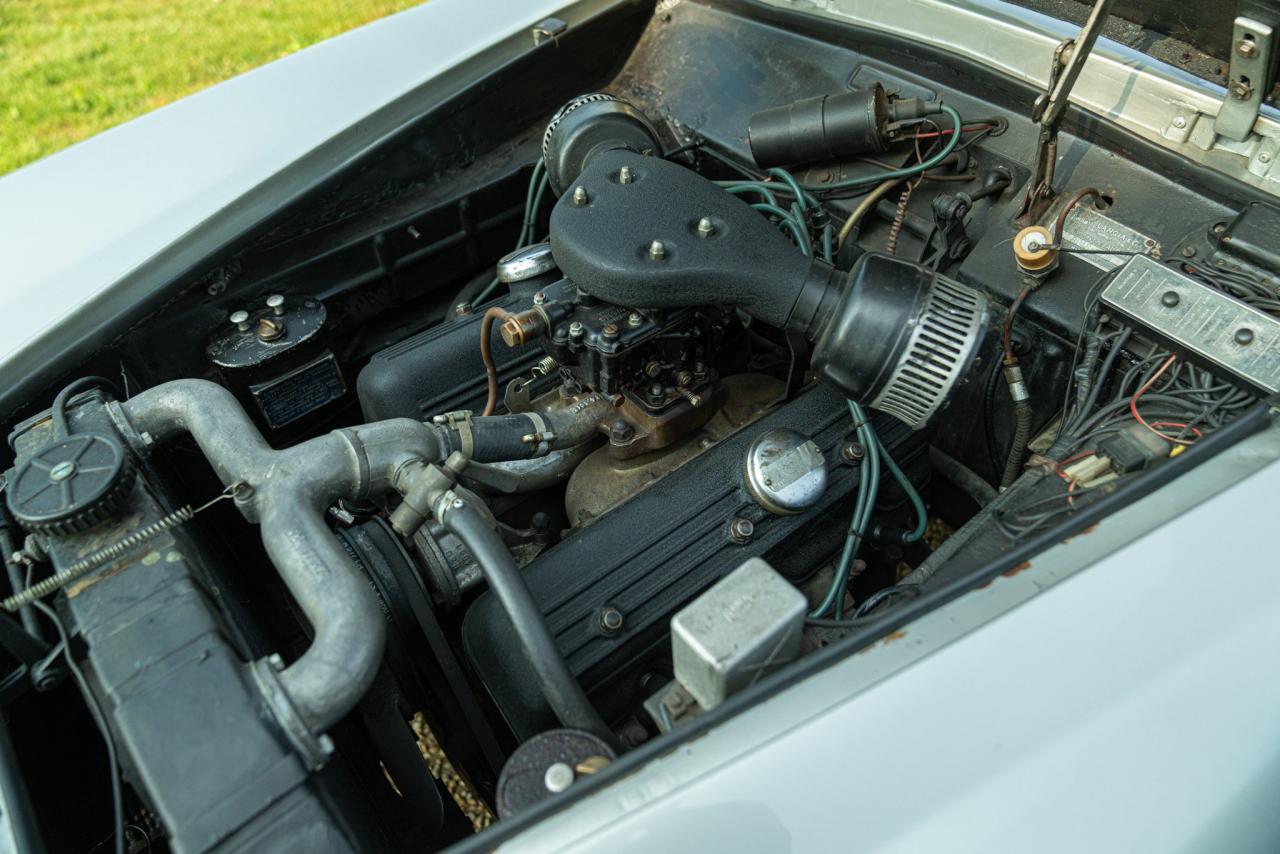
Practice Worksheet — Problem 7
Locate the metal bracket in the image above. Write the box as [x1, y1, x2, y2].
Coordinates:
[1018, 0, 1117, 222]
[532, 17, 567, 47]
[1215, 18, 1276, 143]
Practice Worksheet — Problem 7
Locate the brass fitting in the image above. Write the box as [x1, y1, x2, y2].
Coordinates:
[500, 309, 547, 347]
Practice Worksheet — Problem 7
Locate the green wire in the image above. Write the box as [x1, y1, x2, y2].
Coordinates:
[875, 432, 928, 543]
[810, 401, 880, 620]
[809, 401, 929, 618]
[722, 182, 780, 207]
[516, 159, 546, 247]
[821, 222, 834, 263]
[477, 161, 548, 305]
[750, 203, 810, 255]
[766, 167, 821, 212]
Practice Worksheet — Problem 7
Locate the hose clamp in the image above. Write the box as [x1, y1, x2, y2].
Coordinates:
[433, 410, 476, 458]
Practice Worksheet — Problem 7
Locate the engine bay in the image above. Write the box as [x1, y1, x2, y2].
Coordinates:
[4, 2, 1279, 851]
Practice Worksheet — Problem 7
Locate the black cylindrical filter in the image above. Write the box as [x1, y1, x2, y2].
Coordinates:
[749, 85, 890, 168]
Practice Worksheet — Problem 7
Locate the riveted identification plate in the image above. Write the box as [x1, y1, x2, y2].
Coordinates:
[1060, 205, 1159, 271]
[1100, 254, 1280, 394]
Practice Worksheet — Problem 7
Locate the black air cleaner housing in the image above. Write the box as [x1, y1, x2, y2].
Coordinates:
[547, 148, 988, 428]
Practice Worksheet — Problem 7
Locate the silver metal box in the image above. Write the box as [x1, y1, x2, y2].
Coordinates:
[671, 557, 807, 710]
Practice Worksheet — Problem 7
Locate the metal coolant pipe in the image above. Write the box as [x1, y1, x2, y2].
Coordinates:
[121, 380, 445, 737]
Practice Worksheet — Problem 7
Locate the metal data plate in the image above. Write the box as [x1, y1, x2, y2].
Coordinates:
[1100, 254, 1280, 394]
[1060, 205, 1159, 271]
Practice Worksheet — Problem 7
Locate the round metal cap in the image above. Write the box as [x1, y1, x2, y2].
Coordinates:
[496, 242, 558, 284]
[495, 728, 616, 818]
[743, 429, 826, 515]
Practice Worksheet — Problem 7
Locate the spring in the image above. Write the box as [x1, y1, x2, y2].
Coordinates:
[3, 506, 195, 612]
[884, 178, 920, 256]
[532, 356, 558, 377]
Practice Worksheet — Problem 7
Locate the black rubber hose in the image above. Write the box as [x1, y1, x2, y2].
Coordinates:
[1001, 401, 1033, 490]
[442, 504, 615, 745]
[437, 396, 610, 462]
[929, 447, 997, 507]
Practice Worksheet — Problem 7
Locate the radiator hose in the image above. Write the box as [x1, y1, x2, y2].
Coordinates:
[441, 501, 615, 745]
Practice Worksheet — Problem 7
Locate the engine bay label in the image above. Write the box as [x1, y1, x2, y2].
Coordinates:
[250, 351, 346, 428]
[1061, 205, 1159, 271]
[1100, 254, 1280, 394]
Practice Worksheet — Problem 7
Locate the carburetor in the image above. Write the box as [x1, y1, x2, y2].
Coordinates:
[497, 274, 746, 458]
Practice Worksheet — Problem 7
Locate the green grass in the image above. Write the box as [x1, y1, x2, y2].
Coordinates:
[0, 0, 422, 175]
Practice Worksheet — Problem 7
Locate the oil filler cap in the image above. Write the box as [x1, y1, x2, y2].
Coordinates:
[743, 429, 826, 515]
[7, 433, 136, 536]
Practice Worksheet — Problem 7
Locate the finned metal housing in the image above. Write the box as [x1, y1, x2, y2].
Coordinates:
[869, 277, 987, 428]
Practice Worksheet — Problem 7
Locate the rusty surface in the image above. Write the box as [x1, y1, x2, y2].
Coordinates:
[1002, 560, 1033, 578]
[566, 374, 784, 526]
[605, 379, 727, 460]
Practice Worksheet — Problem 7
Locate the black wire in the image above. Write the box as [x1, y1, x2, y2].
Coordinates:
[50, 376, 119, 439]
[31, 599, 123, 854]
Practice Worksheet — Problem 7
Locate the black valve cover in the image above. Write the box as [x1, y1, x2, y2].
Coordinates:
[462, 383, 927, 739]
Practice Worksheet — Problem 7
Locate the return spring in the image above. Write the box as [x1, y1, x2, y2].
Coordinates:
[3, 483, 244, 612]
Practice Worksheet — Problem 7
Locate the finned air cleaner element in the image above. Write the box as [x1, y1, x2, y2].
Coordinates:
[811, 253, 988, 429]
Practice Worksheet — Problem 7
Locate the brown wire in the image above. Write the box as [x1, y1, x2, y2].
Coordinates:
[479, 307, 512, 416]
[1053, 187, 1101, 243]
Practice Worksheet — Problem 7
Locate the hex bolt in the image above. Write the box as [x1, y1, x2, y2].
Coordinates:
[266, 294, 285, 316]
[572, 186, 589, 206]
[664, 691, 687, 714]
[1261, 152, 1273, 164]
[627, 311, 643, 328]
[454, 302, 473, 317]
[676, 370, 694, 387]
[230, 310, 251, 332]
[602, 323, 620, 339]
[1161, 291, 1180, 308]
[649, 240, 666, 261]
[1171, 116, 1187, 129]
[267, 653, 286, 672]
[729, 517, 755, 544]
[569, 321, 585, 339]
[619, 165, 634, 185]
[647, 382, 665, 403]
[697, 217, 715, 238]
[1237, 38, 1259, 59]
[1235, 327, 1255, 345]
[533, 291, 547, 305]
[544, 762, 575, 794]
[841, 442, 865, 464]
[599, 606, 625, 635]
[609, 420, 634, 443]
[1228, 79, 1253, 100]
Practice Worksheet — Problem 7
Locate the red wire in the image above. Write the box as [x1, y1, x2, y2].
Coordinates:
[1054, 450, 1096, 480]
[1129, 355, 1198, 445]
